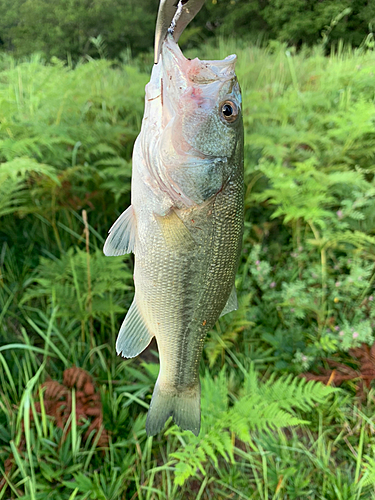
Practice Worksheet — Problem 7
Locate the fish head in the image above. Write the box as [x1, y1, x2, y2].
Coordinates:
[160, 35, 243, 157]
[143, 35, 243, 207]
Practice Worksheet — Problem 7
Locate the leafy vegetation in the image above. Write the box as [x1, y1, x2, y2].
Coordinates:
[2, 39, 375, 498]
[0, 0, 375, 61]
[0, 0, 160, 59]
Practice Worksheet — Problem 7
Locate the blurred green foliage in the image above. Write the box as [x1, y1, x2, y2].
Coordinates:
[0, 0, 160, 59]
[0, 0, 375, 61]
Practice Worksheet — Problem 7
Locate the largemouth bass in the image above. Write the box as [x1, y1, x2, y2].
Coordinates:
[104, 7, 244, 436]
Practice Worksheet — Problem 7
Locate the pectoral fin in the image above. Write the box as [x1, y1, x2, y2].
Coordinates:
[116, 299, 154, 358]
[154, 209, 195, 249]
[103, 205, 136, 256]
[220, 285, 238, 317]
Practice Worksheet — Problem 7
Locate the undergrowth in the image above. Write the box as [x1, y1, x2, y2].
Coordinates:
[1, 41, 375, 498]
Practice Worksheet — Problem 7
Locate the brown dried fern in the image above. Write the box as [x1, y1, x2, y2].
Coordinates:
[0, 366, 108, 492]
[302, 342, 375, 399]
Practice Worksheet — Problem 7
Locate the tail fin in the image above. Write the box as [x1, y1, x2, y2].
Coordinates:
[146, 380, 201, 436]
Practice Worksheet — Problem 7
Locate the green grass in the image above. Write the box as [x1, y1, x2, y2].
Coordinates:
[1, 40, 375, 498]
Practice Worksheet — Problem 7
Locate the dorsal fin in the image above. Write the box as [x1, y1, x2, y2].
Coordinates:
[103, 205, 136, 256]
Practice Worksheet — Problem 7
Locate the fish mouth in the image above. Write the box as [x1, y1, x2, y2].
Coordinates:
[162, 35, 237, 85]
[146, 35, 238, 123]
[156, 35, 238, 129]
[154, 0, 207, 64]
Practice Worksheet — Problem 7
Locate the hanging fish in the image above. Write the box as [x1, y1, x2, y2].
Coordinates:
[104, 0, 244, 436]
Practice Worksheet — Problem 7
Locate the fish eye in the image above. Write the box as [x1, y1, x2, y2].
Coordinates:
[220, 100, 239, 123]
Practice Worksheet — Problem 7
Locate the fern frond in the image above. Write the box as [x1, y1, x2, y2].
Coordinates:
[21, 248, 133, 323]
[167, 366, 337, 486]
[243, 365, 336, 412]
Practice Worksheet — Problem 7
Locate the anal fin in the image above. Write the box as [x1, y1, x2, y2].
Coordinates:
[116, 299, 154, 358]
[220, 285, 238, 317]
[103, 205, 136, 256]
